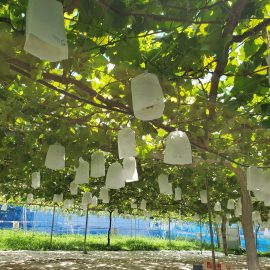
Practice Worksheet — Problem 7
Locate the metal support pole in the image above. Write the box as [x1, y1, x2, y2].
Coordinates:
[24, 206, 27, 232]
[135, 217, 137, 239]
[131, 217, 133, 238]
[22, 206, 27, 233]
[200, 214, 203, 254]
[50, 204, 56, 248]
[205, 178, 216, 270]
[83, 204, 89, 254]
[168, 214, 171, 244]
[33, 206, 36, 231]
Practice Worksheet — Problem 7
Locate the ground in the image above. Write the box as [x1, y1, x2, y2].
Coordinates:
[0, 250, 270, 269]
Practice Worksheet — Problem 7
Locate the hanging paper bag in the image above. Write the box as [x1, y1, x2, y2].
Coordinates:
[45, 144, 65, 170]
[24, 0, 68, 61]
[131, 73, 165, 121]
[118, 128, 136, 159]
[105, 162, 125, 189]
[91, 152, 105, 178]
[31, 171, 40, 189]
[74, 157, 89, 184]
[164, 131, 192, 165]
[123, 157, 139, 182]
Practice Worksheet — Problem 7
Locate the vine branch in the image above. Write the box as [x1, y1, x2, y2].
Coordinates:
[208, 0, 248, 119]
[232, 18, 270, 43]
[98, 0, 225, 25]
[5, 52, 269, 169]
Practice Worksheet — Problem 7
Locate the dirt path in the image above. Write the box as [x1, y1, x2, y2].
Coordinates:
[0, 250, 269, 269]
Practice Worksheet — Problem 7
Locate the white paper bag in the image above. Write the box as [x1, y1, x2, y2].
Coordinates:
[131, 73, 164, 121]
[24, 0, 68, 61]
[45, 144, 65, 170]
[164, 131, 192, 165]
[74, 157, 89, 184]
[91, 152, 105, 178]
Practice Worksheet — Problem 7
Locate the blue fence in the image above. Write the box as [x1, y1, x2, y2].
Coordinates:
[0, 205, 270, 252]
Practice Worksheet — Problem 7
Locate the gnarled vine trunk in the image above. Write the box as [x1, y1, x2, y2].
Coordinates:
[241, 185, 259, 270]
[107, 210, 113, 247]
[221, 215, 228, 256]
[227, 163, 259, 270]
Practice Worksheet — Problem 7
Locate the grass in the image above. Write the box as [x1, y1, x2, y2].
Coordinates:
[0, 229, 209, 251]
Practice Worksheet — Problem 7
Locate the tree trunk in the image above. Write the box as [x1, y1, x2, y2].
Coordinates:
[205, 178, 217, 270]
[226, 163, 259, 270]
[221, 215, 228, 256]
[241, 186, 259, 269]
[107, 211, 112, 247]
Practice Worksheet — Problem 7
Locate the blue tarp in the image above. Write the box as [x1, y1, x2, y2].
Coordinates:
[0, 205, 269, 252]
